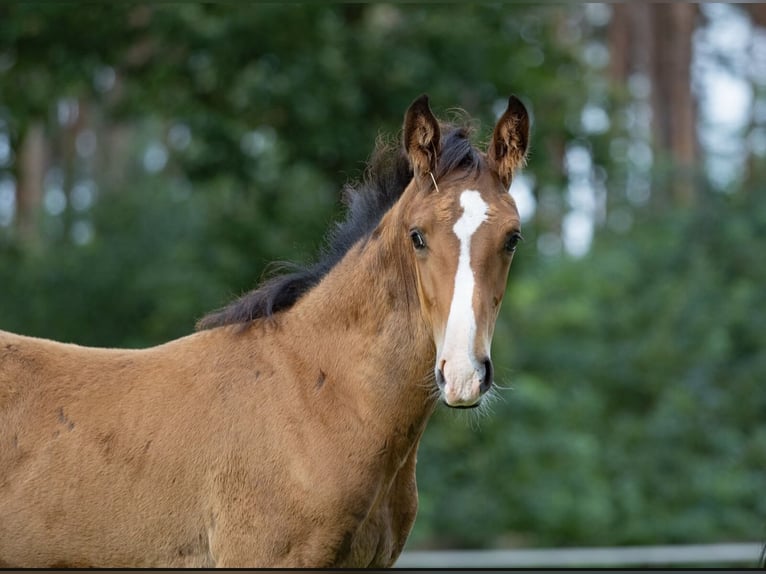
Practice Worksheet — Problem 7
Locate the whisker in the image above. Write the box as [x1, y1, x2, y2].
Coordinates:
[415, 371, 442, 403]
[479, 389, 500, 414]
[492, 381, 514, 391]
[492, 370, 515, 394]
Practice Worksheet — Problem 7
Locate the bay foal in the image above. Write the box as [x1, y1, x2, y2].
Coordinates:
[0, 94, 530, 567]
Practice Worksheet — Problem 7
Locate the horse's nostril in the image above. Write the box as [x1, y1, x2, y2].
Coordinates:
[480, 358, 493, 393]
[435, 363, 446, 388]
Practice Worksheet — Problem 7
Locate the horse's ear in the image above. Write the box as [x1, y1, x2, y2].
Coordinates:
[403, 94, 441, 180]
[487, 95, 530, 188]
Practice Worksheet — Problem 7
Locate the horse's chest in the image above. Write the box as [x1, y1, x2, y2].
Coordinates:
[332, 465, 418, 567]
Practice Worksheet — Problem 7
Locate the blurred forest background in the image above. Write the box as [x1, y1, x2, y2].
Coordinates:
[1, 3, 764, 551]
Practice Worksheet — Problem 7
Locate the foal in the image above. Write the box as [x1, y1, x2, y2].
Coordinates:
[0, 94, 530, 567]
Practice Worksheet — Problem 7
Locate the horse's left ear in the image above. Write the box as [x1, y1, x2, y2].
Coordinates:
[487, 95, 530, 188]
[403, 94, 441, 181]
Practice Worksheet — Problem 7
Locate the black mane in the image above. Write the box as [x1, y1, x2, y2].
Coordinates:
[196, 124, 480, 330]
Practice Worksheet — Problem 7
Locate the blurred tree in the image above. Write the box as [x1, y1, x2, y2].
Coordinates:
[16, 121, 45, 244]
[608, 4, 699, 207]
[742, 5, 766, 190]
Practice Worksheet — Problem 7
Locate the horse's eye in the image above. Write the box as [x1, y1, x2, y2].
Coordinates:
[410, 229, 427, 250]
[504, 232, 523, 253]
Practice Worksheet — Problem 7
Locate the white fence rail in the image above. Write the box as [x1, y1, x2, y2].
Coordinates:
[396, 542, 764, 568]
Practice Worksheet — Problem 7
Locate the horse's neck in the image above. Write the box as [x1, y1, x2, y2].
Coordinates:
[285, 216, 436, 442]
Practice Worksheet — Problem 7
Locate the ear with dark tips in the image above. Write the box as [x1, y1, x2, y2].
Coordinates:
[487, 94, 530, 188]
[403, 94, 441, 180]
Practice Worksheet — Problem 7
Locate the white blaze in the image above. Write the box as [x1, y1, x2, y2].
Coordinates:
[438, 189, 488, 405]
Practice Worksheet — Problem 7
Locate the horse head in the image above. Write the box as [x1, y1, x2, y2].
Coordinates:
[400, 94, 530, 408]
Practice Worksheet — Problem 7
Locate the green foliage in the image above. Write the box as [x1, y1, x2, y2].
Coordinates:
[0, 179, 216, 346]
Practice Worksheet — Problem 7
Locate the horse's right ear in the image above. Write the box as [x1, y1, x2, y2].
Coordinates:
[403, 94, 441, 180]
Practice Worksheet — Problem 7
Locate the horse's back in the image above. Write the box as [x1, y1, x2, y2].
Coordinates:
[0, 329, 220, 567]
[0, 329, 146, 436]
[1, 329, 61, 409]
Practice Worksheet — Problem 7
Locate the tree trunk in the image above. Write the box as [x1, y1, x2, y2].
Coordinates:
[649, 4, 698, 206]
[17, 122, 47, 245]
[743, 5, 766, 191]
[744, 4, 766, 27]
[608, 4, 699, 207]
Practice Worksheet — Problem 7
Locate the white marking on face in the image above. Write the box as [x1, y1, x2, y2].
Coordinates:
[438, 189, 489, 405]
